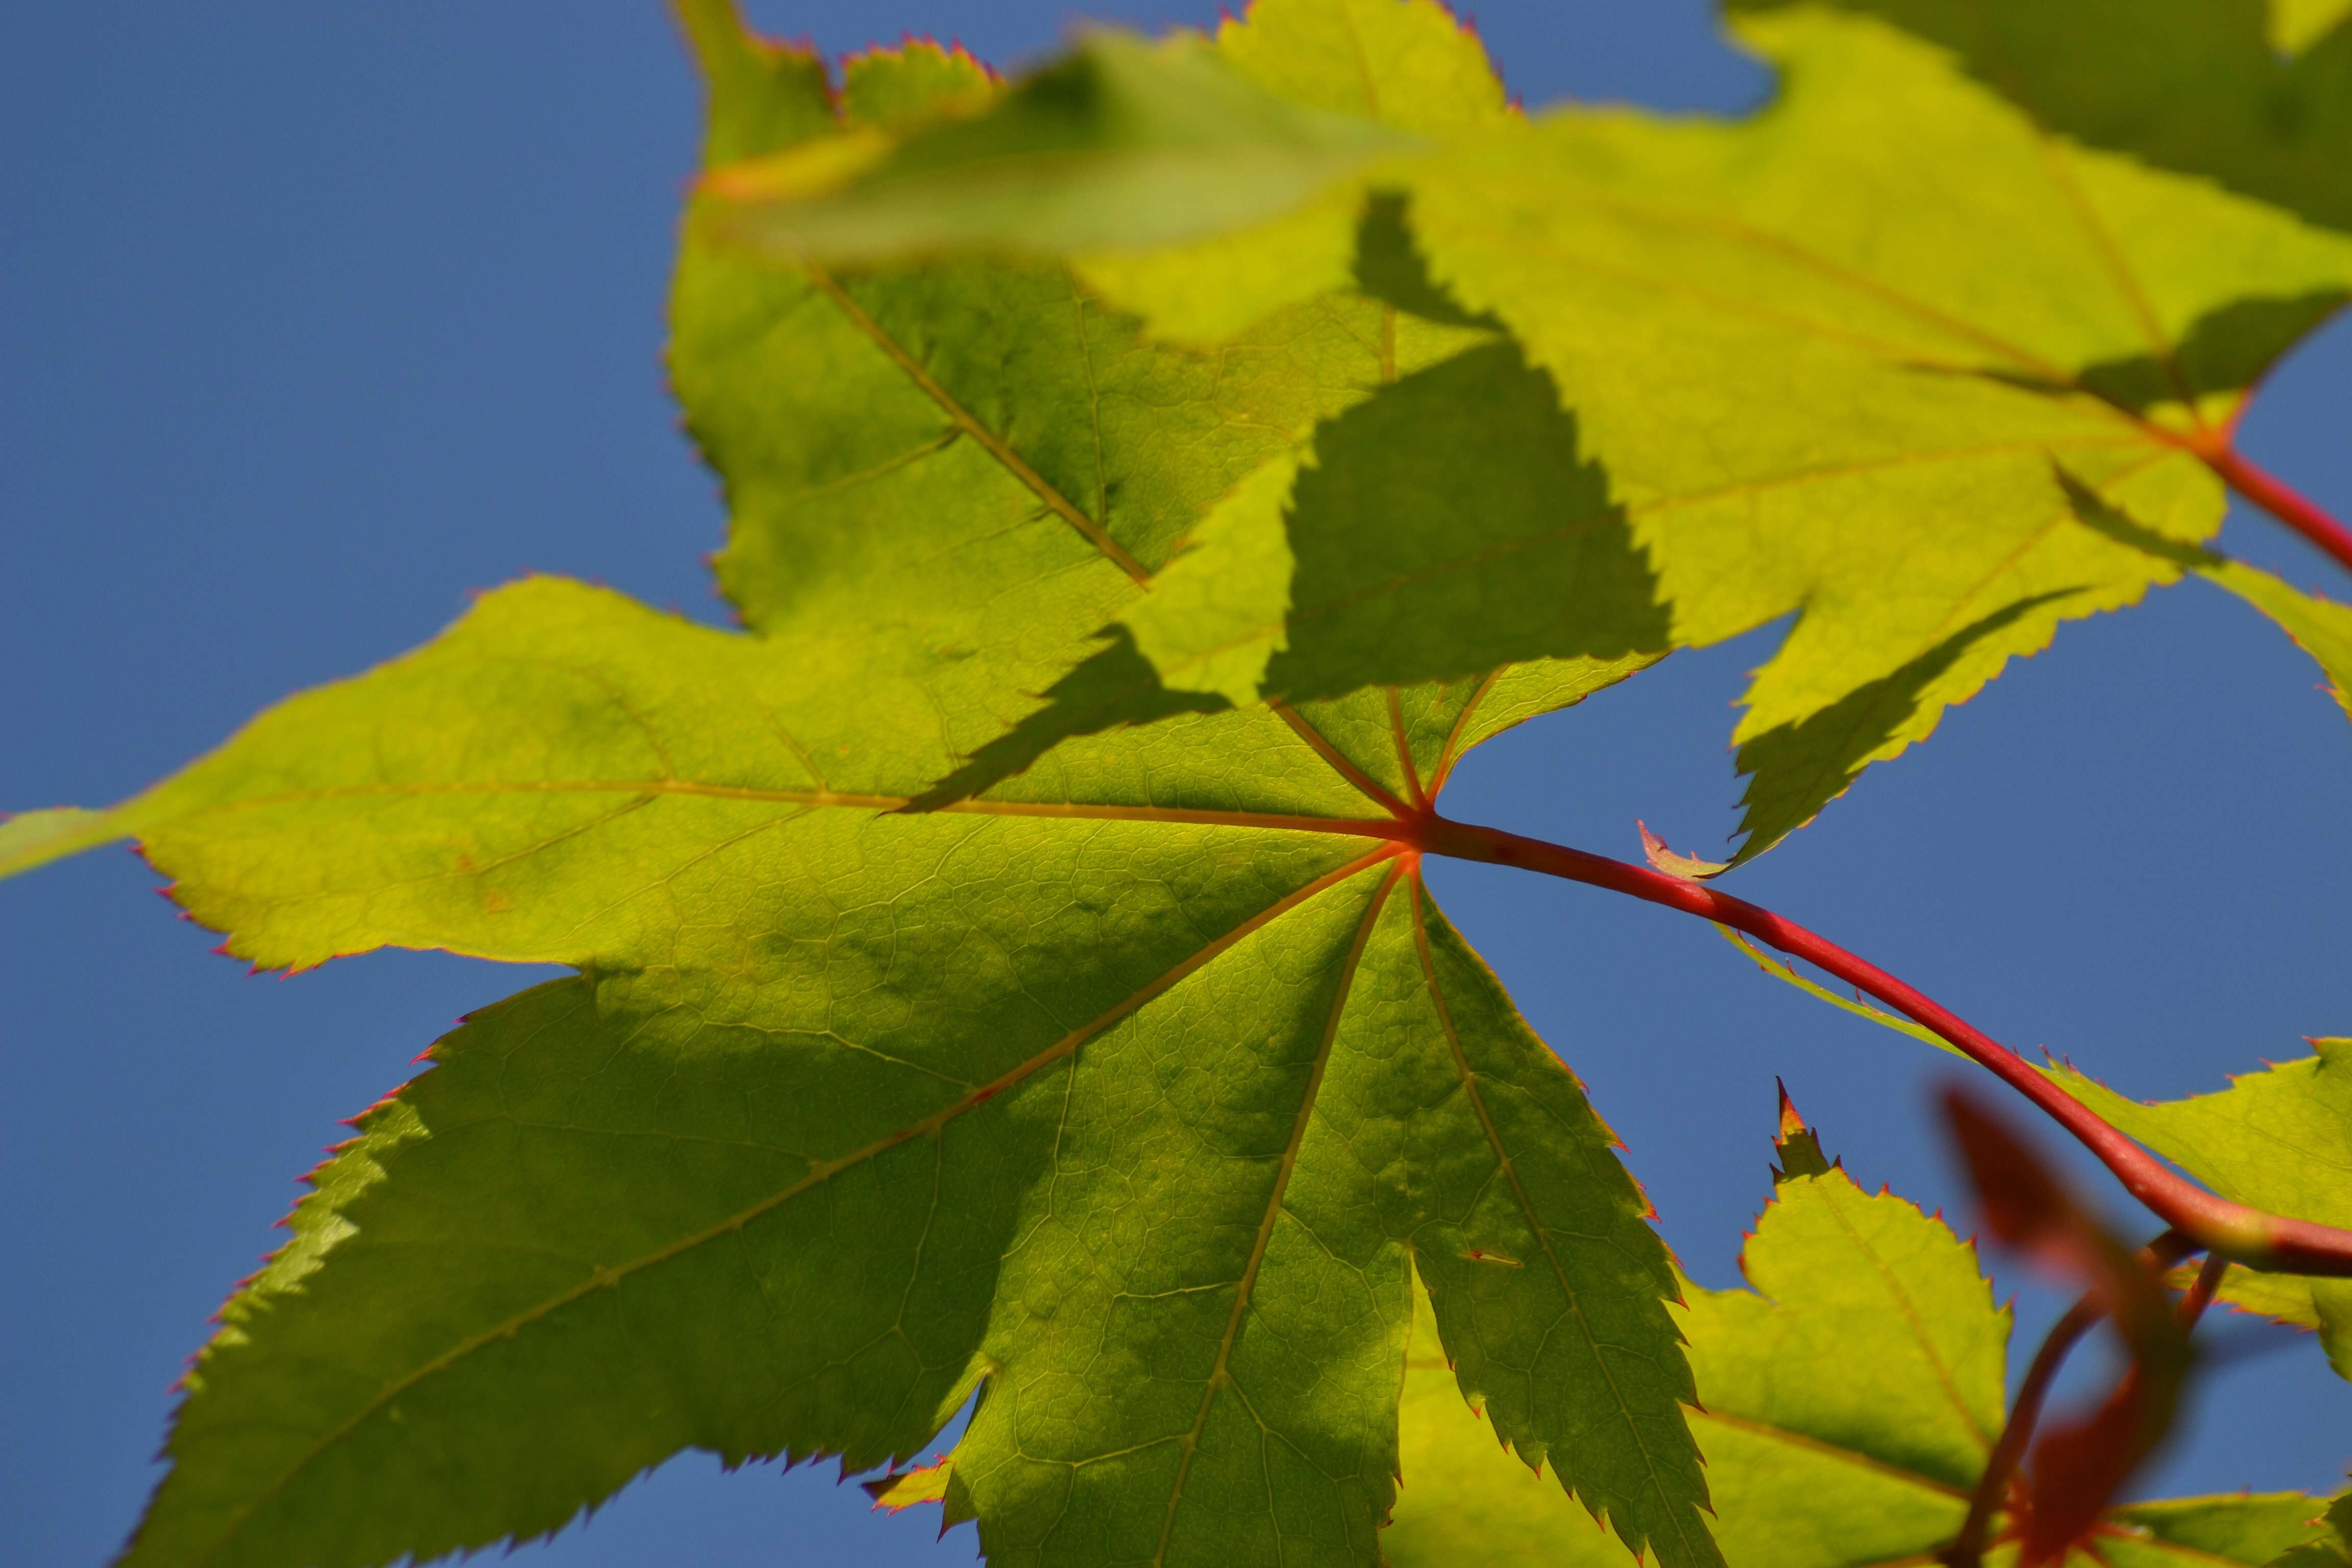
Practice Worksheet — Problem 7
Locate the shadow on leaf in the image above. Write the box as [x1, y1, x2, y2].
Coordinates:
[910, 276, 1670, 807]
[1976, 290, 2351, 415]
[904, 626, 1229, 811]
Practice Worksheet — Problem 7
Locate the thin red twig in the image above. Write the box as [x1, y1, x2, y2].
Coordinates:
[2175, 1251, 2231, 1330]
[1944, 1298, 2101, 1568]
[1414, 815, 2352, 1275]
[1940, 1233, 2196, 1568]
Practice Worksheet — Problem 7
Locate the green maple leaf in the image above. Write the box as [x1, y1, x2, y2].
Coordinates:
[0, 573, 1704, 1568]
[712, 0, 2352, 866]
[2051, 1041, 2352, 1383]
[7, 2, 2342, 1562]
[1380, 1105, 2338, 1567]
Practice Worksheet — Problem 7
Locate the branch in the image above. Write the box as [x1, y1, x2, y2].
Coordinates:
[2175, 1251, 2231, 1331]
[1940, 1233, 2200, 1568]
[2200, 443, 2352, 581]
[1944, 1297, 2099, 1568]
[1417, 816, 2352, 1275]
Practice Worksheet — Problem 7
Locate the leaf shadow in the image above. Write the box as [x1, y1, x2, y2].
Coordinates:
[2048, 465, 2215, 569]
[1262, 337, 1671, 701]
[905, 626, 1228, 811]
[1354, 192, 1500, 330]
[909, 202, 1671, 807]
[1975, 290, 2351, 415]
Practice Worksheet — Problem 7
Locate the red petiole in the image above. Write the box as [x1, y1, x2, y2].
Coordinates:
[2187, 435, 2352, 581]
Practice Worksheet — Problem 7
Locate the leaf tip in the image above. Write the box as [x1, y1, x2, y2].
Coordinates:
[862, 1454, 952, 1514]
[1638, 820, 1729, 880]
[1771, 1081, 1835, 1184]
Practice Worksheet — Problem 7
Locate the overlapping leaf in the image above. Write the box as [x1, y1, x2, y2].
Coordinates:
[712, 0, 2352, 864]
[1381, 1108, 2335, 1567]
[668, 0, 1495, 762]
[4, 4, 2345, 1565]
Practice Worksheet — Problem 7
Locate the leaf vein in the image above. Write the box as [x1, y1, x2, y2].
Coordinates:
[1408, 876, 1706, 1560]
[803, 263, 1151, 583]
[1150, 857, 1404, 1566]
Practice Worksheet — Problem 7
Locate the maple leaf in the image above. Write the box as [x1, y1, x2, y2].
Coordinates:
[2049, 1040, 2352, 1384]
[709, 0, 2352, 868]
[0, 576, 1709, 1568]
[4, 2, 2344, 1562]
[702, 30, 1410, 262]
[1378, 1099, 2334, 1567]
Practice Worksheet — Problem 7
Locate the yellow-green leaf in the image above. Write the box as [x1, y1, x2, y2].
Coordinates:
[1405, 2, 2352, 860]
[17, 575, 1707, 1568]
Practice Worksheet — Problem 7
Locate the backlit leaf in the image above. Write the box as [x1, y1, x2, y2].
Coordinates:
[10, 3, 2348, 1564]
[11, 575, 1708, 1568]
[1399, 3, 2352, 861]
[2269, 1493, 2352, 1568]
[865, 1458, 955, 1515]
[707, 31, 1411, 262]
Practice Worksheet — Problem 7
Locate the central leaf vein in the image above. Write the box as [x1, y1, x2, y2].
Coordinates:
[1152, 857, 1405, 1566]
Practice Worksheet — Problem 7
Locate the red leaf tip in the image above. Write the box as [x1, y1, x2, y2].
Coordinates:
[1774, 1077, 1805, 1141]
[1637, 820, 1729, 880]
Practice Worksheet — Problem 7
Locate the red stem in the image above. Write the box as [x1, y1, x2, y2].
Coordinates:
[1942, 1233, 2200, 1568]
[1416, 815, 2352, 1275]
[2175, 1251, 2231, 1330]
[1945, 1297, 2100, 1568]
[2201, 443, 2352, 581]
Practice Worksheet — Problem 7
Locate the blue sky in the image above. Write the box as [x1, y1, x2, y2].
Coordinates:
[3, 3, 2347, 1563]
